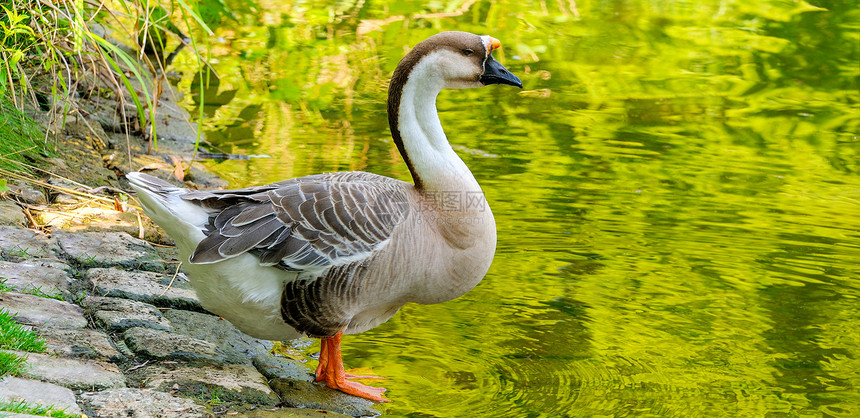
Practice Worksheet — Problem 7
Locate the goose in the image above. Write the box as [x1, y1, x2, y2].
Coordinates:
[126, 31, 522, 402]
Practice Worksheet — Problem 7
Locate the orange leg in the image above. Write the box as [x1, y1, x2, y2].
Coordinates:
[315, 332, 389, 402]
[314, 335, 329, 382]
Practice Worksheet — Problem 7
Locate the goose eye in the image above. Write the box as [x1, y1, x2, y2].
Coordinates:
[462, 49, 474, 56]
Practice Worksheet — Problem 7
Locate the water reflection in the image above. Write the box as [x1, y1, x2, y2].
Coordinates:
[171, 0, 860, 416]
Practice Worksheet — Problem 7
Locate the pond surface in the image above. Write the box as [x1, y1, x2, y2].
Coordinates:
[174, 0, 859, 416]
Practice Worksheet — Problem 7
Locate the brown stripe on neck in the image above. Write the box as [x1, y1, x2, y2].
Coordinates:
[387, 43, 430, 190]
[387, 32, 485, 191]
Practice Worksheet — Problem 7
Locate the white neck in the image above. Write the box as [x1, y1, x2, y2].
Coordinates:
[396, 57, 481, 194]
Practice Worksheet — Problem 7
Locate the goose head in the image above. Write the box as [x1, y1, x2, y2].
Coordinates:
[387, 31, 521, 191]
[391, 31, 523, 91]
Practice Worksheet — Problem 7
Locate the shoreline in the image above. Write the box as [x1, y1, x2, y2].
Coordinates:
[0, 64, 381, 417]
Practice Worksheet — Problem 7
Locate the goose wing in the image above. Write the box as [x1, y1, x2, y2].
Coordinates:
[182, 172, 411, 271]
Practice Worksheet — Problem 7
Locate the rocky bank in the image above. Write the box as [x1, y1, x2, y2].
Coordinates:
[0, 227, 380, 417]
[0, 63, 382, 417]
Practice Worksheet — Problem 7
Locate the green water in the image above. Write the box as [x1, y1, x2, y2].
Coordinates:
[174, 0, 859, 416]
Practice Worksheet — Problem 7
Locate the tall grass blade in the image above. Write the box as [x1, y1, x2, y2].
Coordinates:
[173, 0, 214, 36]
[89, 33, 156, 144]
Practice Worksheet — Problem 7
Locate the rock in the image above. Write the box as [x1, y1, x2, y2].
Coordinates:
[269, 379, 379, 418]
[113, 339, 135, 358]
[45, 135, 117, 188]
[150, 107, 205, 146]
[82, 296, 173, 332]
[252, 354, 314, 382]
[0, 226, 58, 261]
[53, 193, 81, 205]
[0, 376, 83, 415]
[146, 82, 206, 148]
[78, 388, 206, 418]
[105, 132, 148, 159]
[78, 95, 127, 133]
[0, 260, 74, 298]
[55, 231, 164, 271]
[186, 164, 230, 188]
[240, 408, 352, 418]
[112, 154, 228, 190]
[21, 258, 71, 271]
[164, 309, 273, 366]
[39, 207, 144, 239]
[123, 327, 220, 361]
[8, 181, 47, 205]
[86, 268, 201, 311]
[16, 351, 126, 390]
[0, 292, 87, 328]
[136, 363, 279, 405]
[61, 114, 110, 146]
[0, 200, 26, 227]
[35, 326, 122, 361]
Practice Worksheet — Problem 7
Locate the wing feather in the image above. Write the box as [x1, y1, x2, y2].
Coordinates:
[231, 204, 274, 227]
[218, 216, 284, 258]
[182, 172, 410, 272]
[321, 206, 353, 239]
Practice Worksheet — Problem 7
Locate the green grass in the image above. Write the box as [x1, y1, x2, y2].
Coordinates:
[0, 262, 73, 418]
[0, 350, 27, 377]
[0, 399, 79, 418]
[0, 279, 64, 301]
[0, 305, 47, 377]
[0, 98, 53, 173]
[0, 0, 211, 164]
[21, 286, 64, 301]
[3, 244, 48, 258]
[192, 386, 226, 407]
[0, 308, 46, 353]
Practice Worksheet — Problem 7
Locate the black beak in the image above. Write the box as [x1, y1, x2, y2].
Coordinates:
[480, 54, 523, 88]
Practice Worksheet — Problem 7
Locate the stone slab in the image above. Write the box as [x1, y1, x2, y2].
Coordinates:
[0, 260, 73, 298]
[36, 326, 122, 361]
[82, 296, 173, 332]
[269, 379, 379, 417]
[149, 101, 205, 146]
[269, 379, 379, 418]
[55, 231, 164, 271]
[0, 292, 87, 328]
[252, 353, 314, 382]
[136, 363, 279, 405]
[0, 226, 58, 261]
[240, 408, 352, 418]
[164, 309, 273, 366]
[0, 200, 26, 227]
[16, 351, 126, 390]
[0, 376, 83, 415]
[123, 327, 220, 361]
[78, 388, 206, 418]
[38, 207, 146, 239]
[8, 181, 47, 206]
[87, 268, 201, 311]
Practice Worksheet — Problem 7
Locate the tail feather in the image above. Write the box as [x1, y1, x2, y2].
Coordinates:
[126, 172, 211, 250]
[126, 171, 179, 194]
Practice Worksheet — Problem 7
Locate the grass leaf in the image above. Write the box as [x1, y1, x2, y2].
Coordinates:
[0, 308, 47, 352]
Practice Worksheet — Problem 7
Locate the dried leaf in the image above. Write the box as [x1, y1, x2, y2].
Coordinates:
[170, 156, 185, 182]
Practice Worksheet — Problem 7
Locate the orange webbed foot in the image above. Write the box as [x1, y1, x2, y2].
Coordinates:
[316, 333, 390, 402]
[329, 377, 389, 402]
